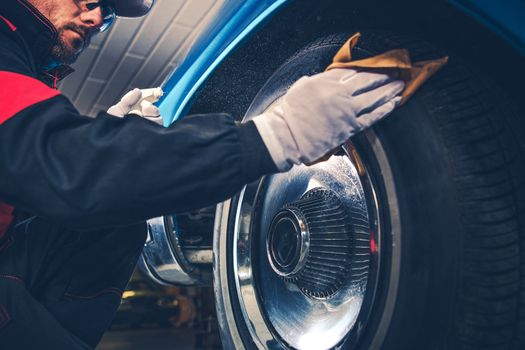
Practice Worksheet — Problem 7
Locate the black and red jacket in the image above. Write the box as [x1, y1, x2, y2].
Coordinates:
[0, 0, 276, 238]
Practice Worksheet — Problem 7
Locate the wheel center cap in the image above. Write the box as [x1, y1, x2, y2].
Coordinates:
[273, 218, 298, 267]
[266, 188, 355, 298]
[268, 208, 309, 277]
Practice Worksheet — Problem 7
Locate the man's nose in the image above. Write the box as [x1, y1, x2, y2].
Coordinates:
[79, 7, 104, 31]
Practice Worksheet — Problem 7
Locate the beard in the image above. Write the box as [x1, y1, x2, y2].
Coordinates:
[50, 24, 91, 65]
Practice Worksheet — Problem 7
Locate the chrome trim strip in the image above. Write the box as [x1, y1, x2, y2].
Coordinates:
[141, 216, 198, 285]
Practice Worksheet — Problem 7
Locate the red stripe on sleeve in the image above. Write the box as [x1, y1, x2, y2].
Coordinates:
[0, 203, 14, 239]
[0, 16, 17, 31]
[0, 71, 61, 125]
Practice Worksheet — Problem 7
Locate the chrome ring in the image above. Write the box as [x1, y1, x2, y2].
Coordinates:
[266, 207, 310, 278]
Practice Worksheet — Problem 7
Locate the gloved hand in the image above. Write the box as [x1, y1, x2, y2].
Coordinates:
[252, 69, 405, 171]
[107, 88, 163, 125]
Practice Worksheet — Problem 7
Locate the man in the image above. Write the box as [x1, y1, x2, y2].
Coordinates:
[0, 0, 404, 348]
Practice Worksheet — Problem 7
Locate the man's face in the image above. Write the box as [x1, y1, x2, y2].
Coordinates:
[28, 0, 105, 65]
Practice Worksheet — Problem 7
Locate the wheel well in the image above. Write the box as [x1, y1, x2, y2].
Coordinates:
[188, 0, 523, 119]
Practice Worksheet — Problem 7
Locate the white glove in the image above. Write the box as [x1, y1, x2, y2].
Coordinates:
[107, 88, 163, 125]
[252, 69, 405, 171]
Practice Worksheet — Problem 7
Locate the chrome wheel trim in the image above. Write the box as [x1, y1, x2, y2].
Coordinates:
[231, 144, 381, 350]
[214, 129, 402, 350]
[365, 132, 402, 350]
[214, 200, 247, 349]
[142, 216, 197, 285]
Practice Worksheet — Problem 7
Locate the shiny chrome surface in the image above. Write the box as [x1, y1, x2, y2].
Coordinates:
[141, 216, 203, 285]
[232, 147, 380, 349]
[184, 249, 213, 265]
[214, 130, 399, 350]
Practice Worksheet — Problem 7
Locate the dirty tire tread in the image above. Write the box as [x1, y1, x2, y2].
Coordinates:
[353, 32, 525, 349]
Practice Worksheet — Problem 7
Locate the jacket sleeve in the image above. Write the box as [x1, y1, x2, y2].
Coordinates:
[0, 81, 277, 229]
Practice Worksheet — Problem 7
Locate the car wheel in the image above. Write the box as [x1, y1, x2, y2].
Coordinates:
[213, 33, 525, 350]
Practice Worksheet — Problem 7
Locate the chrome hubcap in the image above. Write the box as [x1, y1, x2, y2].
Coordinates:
[232, 145, 381, 349]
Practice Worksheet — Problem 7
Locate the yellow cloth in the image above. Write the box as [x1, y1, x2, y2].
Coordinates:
[326, 33, 449, 105]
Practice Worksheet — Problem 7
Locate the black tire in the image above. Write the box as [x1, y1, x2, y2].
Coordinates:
[214, 32, 525, 350]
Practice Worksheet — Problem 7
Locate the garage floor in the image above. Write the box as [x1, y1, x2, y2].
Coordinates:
[97, 327, 223, 350]
[97, 329, 195, 350]
[93, 270, 222, 349]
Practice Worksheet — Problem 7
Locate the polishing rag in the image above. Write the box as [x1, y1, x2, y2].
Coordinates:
[326, 33, 449, 105]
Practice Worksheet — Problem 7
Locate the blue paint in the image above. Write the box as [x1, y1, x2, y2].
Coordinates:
[449, 0, 525, 56]
[157, 0, 291, 126]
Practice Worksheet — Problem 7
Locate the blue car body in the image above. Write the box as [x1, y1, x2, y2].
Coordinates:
[449, 0, 525, 56]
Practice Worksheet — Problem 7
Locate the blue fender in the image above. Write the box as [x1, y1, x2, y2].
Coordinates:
[449, 0, 525, 56]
